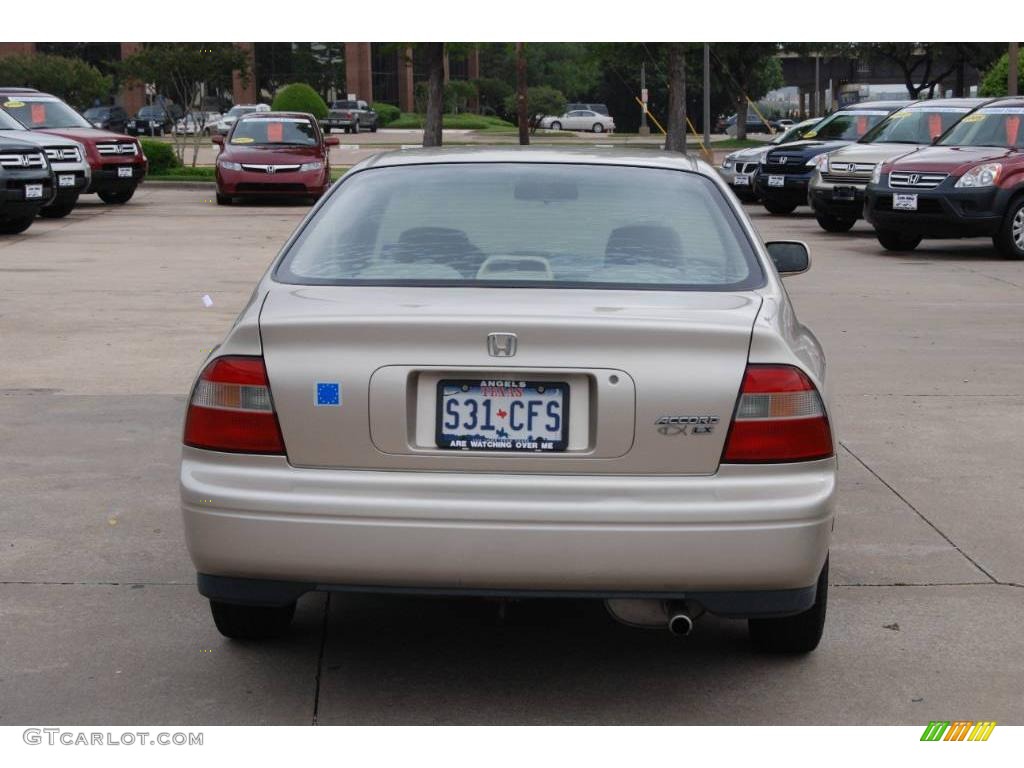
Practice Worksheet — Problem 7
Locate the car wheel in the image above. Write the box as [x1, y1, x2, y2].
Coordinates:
[98, 189, 135, 205]
[876, 229, 921, 252]
[993, 196, 1024, 260]
[0, 216, 35, 235]
[763, 200, 797, 215]
[38, 195, 79, 219]
[748, 557, 828, 654]
[371, 124, 378, 133]
[816, 213, 856, 233]
[550, 121, 562, 131]
[353, 122, 360, 135]
[593, 123, 605, 133]
[210, 600, 296, 640]
[216, 193, 233, 206]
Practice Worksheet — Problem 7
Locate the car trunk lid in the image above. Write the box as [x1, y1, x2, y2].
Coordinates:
[259, 286, 760, 475]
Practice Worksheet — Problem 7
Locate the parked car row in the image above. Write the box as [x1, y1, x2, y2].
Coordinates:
[720, 96, 1024, 259]
[0, 87, 147, 235]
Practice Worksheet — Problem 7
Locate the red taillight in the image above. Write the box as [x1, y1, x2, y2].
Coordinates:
[183, 356, 285, 454]
[721, 364, 833, 463]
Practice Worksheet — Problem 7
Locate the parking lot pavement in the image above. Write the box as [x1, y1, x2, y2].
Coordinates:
[1, 188, 1022, 724]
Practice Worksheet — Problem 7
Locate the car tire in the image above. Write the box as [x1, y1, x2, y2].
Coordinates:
[210, 600, 296, 640]
[371, 124, 378, 133]
[216, 193, 233, 206]
[593, 123, 605, 133]
[38, 195, 79, 219]
[736, 192, 760, 203]
[748, 557, 828, 654]
[816, 213, 856, 233]
[550, 121, 562, 131]
[876, 229, 921, 252]
[993, 196, 1024, 260]
[764, 200, 797, 215]
[0, 216, 35, 235]
[98, 189, 135, 205]
[353, 122, 360, 135]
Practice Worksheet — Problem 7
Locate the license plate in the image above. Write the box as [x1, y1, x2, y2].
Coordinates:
[58, 174, 75, 187]
[117, 166, 133, 178]
[893, 193, 918, 211]
[768, 175, 785, 187]
[733, 174, 751, 186]
[24, 184, 43, 199]
[832, 186, 857, 201]
[436, 379, 569, 452]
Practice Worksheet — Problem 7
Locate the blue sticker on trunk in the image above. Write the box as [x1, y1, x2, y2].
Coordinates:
[316, 382, 341, 407]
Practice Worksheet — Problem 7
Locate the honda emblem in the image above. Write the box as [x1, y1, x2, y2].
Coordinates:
[487, 332, 517, 357]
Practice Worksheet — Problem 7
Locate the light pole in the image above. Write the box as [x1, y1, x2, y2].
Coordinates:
[639, 62, 650, 135]
[703, 43, 711, 156]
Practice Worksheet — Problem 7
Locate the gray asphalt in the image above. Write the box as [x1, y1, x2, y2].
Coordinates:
[1, 185, 1022, 725]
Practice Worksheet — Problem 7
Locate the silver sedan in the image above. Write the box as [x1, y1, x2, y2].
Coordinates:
[180, 147, 836, 653]
[540, 110, 616, 132]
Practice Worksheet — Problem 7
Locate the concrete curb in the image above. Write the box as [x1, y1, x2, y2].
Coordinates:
[144, 180, 215, 190]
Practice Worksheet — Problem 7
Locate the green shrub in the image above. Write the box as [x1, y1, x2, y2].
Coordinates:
[372, 102, 401, 126]
[271, 83, 328, 120]
[140, 138, 179, 174]
[444, 80, 477, 113]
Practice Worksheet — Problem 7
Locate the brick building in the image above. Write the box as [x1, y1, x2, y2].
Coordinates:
[0, 42, 480, 113]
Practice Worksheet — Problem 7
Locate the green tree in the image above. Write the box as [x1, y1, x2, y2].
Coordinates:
[119, 43, 250, 166]
[0, 53, 111, 108]
[852, 43, 1003, 98]
[709, 44, 783, 139]
[503, 85, 566, 132]
[980, 50, 1024, 96]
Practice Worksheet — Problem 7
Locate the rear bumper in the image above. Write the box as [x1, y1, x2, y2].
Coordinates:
[181, 448, 836, 610]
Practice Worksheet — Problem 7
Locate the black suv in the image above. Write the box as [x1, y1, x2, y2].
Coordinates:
[755, 101, 909, 214]
[127, 104, 182, 136]
[83, 105, 128, 133]
[0, 136, 54, 234]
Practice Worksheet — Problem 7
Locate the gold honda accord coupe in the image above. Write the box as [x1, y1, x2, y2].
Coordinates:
[180, 147, 836, 653]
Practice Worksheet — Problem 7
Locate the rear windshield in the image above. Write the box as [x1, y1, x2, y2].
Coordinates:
[860, 106, 972, 144]
[230, 117, 317, 146]
[803, 110, 890, 141]
[227, 106, 255, 118]
[276, 163, 764, 291]
[938, 106, 1024, 148]
[83, 107, 109, 119]
[332, 101, 359, 109]
[0, 97, 90, 129]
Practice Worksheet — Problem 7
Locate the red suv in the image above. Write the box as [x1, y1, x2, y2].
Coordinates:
[0, 88, 147, 204]
[865, 97, 1024, 258]
[212, 111, 338, 205]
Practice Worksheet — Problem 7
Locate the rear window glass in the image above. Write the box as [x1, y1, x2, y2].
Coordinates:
[276, 163, 764, 291]
[231, 118, 317, 146]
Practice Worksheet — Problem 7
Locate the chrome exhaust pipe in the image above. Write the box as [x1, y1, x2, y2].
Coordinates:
[666, 602, 694, 636]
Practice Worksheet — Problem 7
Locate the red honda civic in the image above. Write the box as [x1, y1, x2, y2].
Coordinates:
[213, 111, 338, 205]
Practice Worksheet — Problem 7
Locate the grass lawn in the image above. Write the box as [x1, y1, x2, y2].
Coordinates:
[386, 113, 516, 130]
[147, 166, 352, 183]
